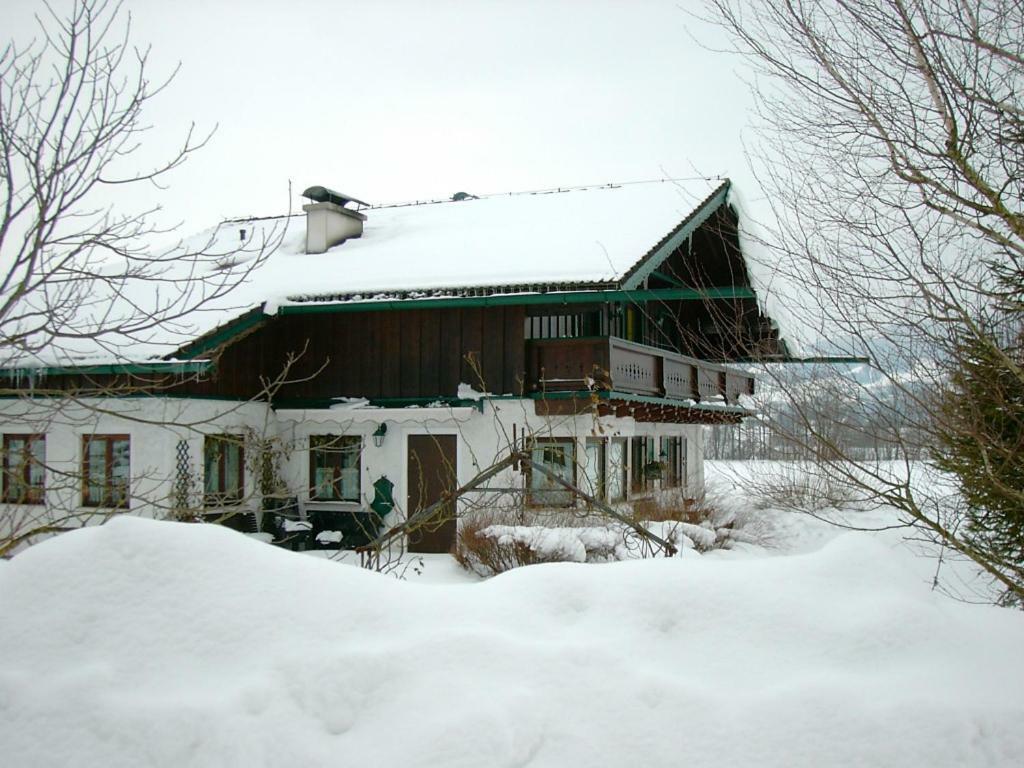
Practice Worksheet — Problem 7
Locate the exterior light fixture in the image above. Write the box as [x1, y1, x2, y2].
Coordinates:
[372, 423, 388, 447]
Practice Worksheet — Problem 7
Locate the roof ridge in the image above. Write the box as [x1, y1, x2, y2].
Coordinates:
[369, 175, 726, 210]
[218, 176, 727, 222]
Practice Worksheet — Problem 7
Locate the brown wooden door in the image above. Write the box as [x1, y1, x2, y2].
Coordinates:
[406, 434, 458, 554]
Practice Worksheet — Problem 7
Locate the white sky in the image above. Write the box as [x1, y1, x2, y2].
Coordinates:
[5, 0, 763, 230]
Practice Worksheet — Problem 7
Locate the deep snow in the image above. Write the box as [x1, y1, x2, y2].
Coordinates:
[2, 485, 1023, 767]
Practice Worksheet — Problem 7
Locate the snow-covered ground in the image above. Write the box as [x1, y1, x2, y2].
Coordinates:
[2, 462, 1023, 767]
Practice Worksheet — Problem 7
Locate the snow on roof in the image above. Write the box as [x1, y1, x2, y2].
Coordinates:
[238, 178, 726, 299]
[725, 184, 796, 354]
[13, 178, 789, 366]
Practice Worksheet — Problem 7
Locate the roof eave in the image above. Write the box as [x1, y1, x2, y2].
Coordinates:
[618, 180, 732, 290]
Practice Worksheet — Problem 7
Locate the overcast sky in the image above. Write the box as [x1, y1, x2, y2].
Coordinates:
[6, 0, 763, 231]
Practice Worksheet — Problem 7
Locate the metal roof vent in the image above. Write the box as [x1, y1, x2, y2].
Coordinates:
[301, 185, 369, 254]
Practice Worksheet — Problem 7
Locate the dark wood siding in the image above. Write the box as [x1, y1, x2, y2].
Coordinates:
[380, 312, 400, 398]
[400, 310, 421, 398]
[459, 307, 483, 388]
[418, 309, 441, 397]
[170, 304, 527, 402]
[642, 207, 782, 360]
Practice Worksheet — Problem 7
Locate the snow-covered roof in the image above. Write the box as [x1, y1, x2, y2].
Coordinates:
[10, 178, 788, 367]
[217, 178, 728, 301]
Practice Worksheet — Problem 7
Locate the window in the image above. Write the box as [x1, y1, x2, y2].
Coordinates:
[528, 438, 576, 506]
[82, 435, 130, 507]
[524, 309, 607, 340]
[309, 435, 361, 502]
[630, 436, 654, 495]
[3, 434, 45, 504]
[608, 438, 627, 502]
[582, 438, 606, 501]
[660, 436, 686, 489]
[204, 435, 245, 506]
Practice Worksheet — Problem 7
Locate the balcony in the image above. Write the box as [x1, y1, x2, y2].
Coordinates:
[525, 336, 754, 405]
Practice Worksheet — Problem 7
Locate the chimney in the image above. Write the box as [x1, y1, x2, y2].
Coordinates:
[301, 185, 370, 254]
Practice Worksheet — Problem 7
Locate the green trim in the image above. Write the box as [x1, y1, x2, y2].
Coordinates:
[0, 391, 257, 402]
[272, 395, 487, 412]
[368, 396, 486, 412]
[730, 356, 870, 365]
[0, 360, 213, 378]
[173, 304, 268, 360]
[789, 356, 871, 364]
[620, 181, 731, 290]
[531, 389, 750, 413]
[269, 397, 352, 410]
[173, 281, 755, 360]
[277, 286, 754, 315]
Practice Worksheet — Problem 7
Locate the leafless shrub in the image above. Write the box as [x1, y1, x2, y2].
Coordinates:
[453, 511, 569, 577]
[745, 462, 863, 515]
[629, 494, 704, 525]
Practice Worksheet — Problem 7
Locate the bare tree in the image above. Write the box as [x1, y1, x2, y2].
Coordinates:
[0, 0, 288, 554]
[0, 0, 280, 366]
[703, 0, 1024, 602]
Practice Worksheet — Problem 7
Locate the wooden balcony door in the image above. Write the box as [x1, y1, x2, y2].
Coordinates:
[406, 434, 458, 554]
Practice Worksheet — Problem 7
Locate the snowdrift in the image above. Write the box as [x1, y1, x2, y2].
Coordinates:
[2, 517, 1023, 767]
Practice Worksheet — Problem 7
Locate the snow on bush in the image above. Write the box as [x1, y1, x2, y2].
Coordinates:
[452, 514, 604, 576]
[2, 516, 1023, 767]
[455, 498, 745, 578]
[482, 525, 588, 562]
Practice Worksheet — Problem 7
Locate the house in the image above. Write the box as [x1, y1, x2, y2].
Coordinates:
[0, 178, 786, 554]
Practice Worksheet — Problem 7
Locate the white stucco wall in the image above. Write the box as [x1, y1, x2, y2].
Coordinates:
[0, 394, 707, 545]
[0, 398, 272, 539]
[258, 397, 705, 521]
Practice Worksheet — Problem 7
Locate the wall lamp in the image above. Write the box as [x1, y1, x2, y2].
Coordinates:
[372, 422, 388, 447]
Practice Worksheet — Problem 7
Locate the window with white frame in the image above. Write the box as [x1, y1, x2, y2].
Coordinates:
[660, 436, 686, 489]
[608, 438, 627, 502]
[528, 438, 576, 506]
[582, 437, 606, 501]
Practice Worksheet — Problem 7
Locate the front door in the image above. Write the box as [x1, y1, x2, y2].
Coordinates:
[406, 434, 458, 554]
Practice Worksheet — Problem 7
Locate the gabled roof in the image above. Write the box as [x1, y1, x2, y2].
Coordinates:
[168, 178, 744, 359]
[12, 177, 779, 367]
[258, 177, 731, 303]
